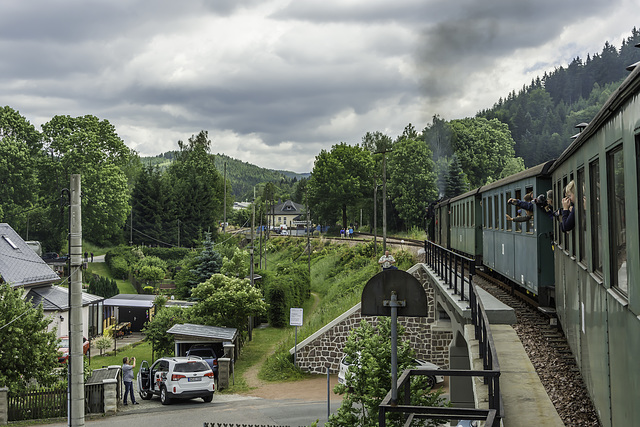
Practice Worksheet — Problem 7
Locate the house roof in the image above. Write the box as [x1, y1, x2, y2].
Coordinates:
[103, 293, 156, 308]
[0, 223, 61, 288]
[268, 200, 305, 216]
[25, 285, 103, 311]
[167, 323, 238, 342]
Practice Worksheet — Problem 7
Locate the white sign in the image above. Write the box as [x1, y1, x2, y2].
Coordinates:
[290, 308, 303, 326]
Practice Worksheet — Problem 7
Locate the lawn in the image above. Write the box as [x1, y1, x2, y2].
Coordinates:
[88, 340, 152, 379]
[86, 262, 137, 294]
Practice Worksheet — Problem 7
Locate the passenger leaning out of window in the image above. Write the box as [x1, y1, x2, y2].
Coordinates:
[561, 180, 576, 232]
[506, 192, 534, 222]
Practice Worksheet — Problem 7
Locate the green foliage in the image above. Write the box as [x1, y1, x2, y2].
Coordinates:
[136, 265, 165, 283]
[94, 335, 113, 356]
[258, 351, 304, 382]
[131, 165, 176, 246]
[265, 281, 289, 327]
[86, 274, 119, 298]
[450, 117, 516, 188]
[188, 232, 223, 293]
[328, 318, 447, 427]
[444, 154, 468, 197]
[0, 283, 60, 393]
[388, 135, 438, 228]
[42, 114, 132, 246]
[189, 274, 267, 334]
[108, 255, 130, 280]
[309, 143, 374, 228]
[221, 247, 249, 279]
[166, 131, 222, 247]
[142, 306, 189, 358]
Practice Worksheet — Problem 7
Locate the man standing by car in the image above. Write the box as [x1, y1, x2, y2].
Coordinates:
[122, 357, 139, 405]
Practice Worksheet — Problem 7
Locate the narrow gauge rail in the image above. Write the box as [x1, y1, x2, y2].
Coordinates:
[474, 273, 600, 426]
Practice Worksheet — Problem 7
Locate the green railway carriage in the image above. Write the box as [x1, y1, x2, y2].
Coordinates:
[550, 64, 640, 427]
[448, 189, 483, 263]
[434, 197, 451, 249]
[479, 161, 555, 306]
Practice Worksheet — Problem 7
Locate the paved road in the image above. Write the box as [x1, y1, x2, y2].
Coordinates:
[40, 393, 341, 427]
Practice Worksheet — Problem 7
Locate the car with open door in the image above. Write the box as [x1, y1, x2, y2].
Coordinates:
[137, 356, 215, 405]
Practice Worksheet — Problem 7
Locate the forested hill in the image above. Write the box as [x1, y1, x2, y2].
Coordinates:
[477, 27, 640, 167]
[140, 151, 308, 200]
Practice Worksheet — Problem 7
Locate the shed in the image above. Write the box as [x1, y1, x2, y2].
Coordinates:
[103, 294, 156, 332]
[167, 323, 239, 360]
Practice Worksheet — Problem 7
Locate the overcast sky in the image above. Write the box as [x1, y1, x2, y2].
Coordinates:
[1, 0, 637, 173]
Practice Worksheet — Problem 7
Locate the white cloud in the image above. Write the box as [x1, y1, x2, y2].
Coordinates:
[0, 0, 638, 173]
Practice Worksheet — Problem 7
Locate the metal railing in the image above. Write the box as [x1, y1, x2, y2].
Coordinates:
[378, 241, 502, 426]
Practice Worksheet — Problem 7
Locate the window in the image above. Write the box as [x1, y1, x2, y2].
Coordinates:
[2, 235, 18, 249]
[607, 147, 626, 294]
[494, 195, 499, 229]
[488, 197, 493, 229]
[514, 189, 522, 232]
[500, 193, 504, 230]
[505, 191, 512, 231]
[568, 174, 575, 254]
[471, 200, 475, 227]
[483, 198, 487, 228]
[525, 185, 534, 234]
[577, 168, 586, 264]
[590, 160, 602, 276]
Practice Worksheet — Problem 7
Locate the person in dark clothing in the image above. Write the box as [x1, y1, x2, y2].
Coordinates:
[507, 193, 534, 222]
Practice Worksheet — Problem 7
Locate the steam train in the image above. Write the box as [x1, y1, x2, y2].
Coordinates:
[431, 61, 640, 426]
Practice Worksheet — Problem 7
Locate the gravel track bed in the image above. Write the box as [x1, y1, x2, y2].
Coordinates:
[474, 274, 601, 426]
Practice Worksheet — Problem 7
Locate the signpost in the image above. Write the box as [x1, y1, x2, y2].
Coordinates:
[361, 270, 427, 405]
[290, 308, 303, 366]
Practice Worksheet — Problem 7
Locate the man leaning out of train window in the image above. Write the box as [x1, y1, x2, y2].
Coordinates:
[507, 192, 535, 222]
[560, 180, 576, 232]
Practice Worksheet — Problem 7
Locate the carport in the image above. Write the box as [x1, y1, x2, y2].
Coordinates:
[167, 323, 239, 361]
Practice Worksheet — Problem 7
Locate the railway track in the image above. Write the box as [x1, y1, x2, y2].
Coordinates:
[473, 272, 601, 426]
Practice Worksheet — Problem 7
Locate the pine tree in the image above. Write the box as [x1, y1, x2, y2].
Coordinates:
[445, 155, 467, 197]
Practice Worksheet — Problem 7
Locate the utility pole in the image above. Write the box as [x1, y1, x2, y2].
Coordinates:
[223, 162, 227, 233]
[249, 187, 255, 341]
[306, 189, 311, 282]
[382, 149, 390, 253]
[373, 177, 378, 254]
[129, 208, 133, 246]
[69, 174, 84, 426]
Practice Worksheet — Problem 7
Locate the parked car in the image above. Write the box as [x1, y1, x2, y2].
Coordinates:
[338, 353, 445, 389]
[185, 345, 218, 378]
[137, 356, 215, 405]
[58, 336, 90, 363]
[42, 252, 59, 261]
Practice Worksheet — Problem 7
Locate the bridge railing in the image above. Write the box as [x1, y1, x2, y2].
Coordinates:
[378, 241, 502, 427]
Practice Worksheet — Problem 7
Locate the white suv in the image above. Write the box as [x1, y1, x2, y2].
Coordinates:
[137, 356, 215, 405]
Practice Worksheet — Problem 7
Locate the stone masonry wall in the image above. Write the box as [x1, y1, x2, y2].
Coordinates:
[295, 266, 453, 374]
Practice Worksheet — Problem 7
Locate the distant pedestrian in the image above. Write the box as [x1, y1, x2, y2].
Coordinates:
[340, 228, 345, 239]
[84, 251, 88, 262]
[349, 227, 354, 238]
[90, 252, 94, 262]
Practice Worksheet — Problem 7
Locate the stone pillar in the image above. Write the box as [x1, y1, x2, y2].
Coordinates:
[449, 331, 475, 409]
[218, 358, 230, 390]
[103, 379, 118, 415]
[0, 387, 8, 425]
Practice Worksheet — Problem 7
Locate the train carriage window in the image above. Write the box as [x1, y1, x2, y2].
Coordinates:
[471, 200, 475, 227]
[494, 195, 499, 229]
[488, 197, 493, 229]
[577, 168, 587, 264]
[590, 160, 602, 276]
[484, 197, 488, 228]
[514, 189, 522, 232]
[525, 185, 534, 234]
[569, 174, 575, 255]
[505, 191, 512, 231]
[607, 147, 627, 295]
[500, 193, 504, 230]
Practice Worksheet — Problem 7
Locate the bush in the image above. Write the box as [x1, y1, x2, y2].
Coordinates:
[265, 281, 289, 327]
[94, 335, 113, 356]
[258, 351, 304, 382]
[109, 255, 129, 280]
